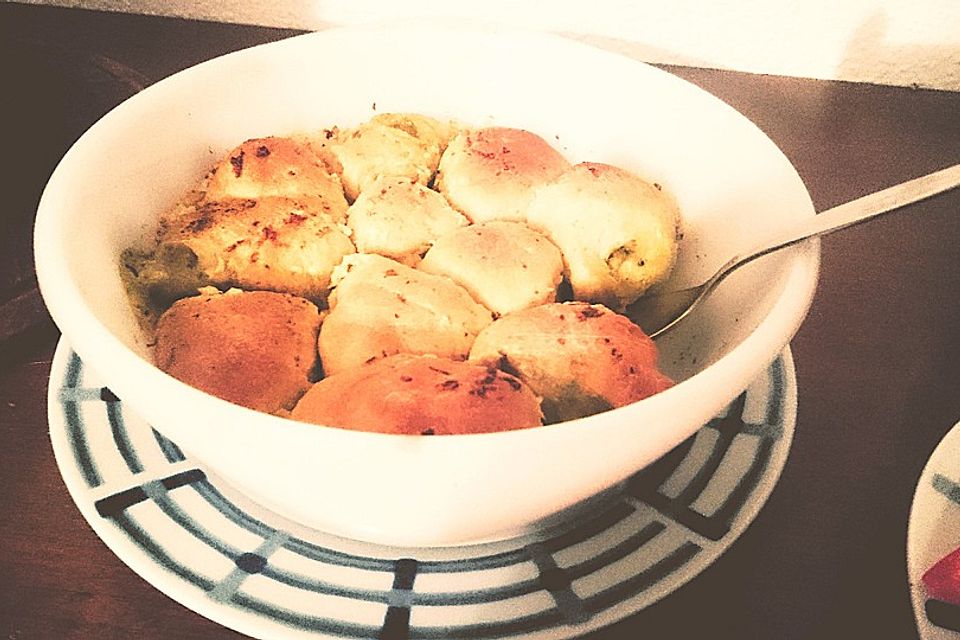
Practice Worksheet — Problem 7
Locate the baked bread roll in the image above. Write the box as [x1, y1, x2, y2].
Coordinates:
[154, 289, 321, 414]
[204, 136, 348, 219]
[526, 162, 680, 309]
[347, 176, 469, 266]
[291, 353, 543, 435]
[330, 113, 453, 201]
[434, 127, 569, 223]
[318, 254, 494, 376]
[418, 220, 564, 317]
[469, 301, 673, 423]
[141, 196, 355, 304]
[369, 113, 454, 155]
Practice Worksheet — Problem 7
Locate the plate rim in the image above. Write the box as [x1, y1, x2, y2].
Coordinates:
[48, 338, 797, 639]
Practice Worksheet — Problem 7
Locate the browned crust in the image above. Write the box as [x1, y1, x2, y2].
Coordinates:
[291, 353, 543, 434]
[154, 290, 321, 414]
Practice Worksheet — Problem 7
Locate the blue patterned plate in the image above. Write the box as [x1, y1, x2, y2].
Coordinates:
[48, 339, 796, 639]
[909, 420, 960, 639]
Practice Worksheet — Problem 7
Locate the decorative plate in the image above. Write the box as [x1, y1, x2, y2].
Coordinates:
[49, 340, 796, 639]
[909, 420, 960, 639]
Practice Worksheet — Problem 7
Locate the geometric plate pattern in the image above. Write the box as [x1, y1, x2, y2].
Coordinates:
[48, 340, 796, 639]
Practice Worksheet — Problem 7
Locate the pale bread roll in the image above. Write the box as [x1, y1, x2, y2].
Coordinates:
[204, 136, 348, 219]
[418, 220, 564, 317]
[435, 127, 570, 223]
[330, 113, 452, 201]
[526, 162, 680, 309]
[291, 353, 543, 435]
[154, 196, 355, 302]
[318, 254, 493, 375]
[347, 177, 469, 266]
[469, 301, 673, 423]
[154, 289, 321, 414]
[369, 113, 454, 155]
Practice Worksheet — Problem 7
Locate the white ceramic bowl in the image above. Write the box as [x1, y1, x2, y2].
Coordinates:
[34, 23, 819, 547]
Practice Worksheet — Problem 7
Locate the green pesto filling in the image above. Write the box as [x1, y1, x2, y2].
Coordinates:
[540, 385, 613, 424]
[120, 243, 208, 327]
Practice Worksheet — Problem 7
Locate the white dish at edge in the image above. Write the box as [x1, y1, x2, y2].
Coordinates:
[908, 420, 960, 639]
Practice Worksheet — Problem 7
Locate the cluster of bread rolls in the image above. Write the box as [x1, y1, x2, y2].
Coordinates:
[121, 113, 681, 434]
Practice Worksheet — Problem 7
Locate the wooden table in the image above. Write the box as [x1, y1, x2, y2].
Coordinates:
[3, 4, 959, 638]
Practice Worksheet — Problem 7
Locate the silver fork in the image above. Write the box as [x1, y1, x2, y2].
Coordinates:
[627, 163, 960, 338]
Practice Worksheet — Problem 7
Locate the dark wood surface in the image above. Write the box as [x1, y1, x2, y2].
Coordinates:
[2, 4, 959, 638]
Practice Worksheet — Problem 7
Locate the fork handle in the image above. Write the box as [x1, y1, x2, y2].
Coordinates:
[725, 163, 960, 277]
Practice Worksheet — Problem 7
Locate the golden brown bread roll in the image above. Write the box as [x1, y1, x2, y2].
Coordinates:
[526, 162, 680, 309]
[204, 136, 348, 218]
[292, 128, 344, 178]
[150, 196, 355, 303]
[434, 127, 570, 223]
[469, 301, 673, 423]
[418, 220, 564, 317]
[154, 289, 321, 414]
[318, 254, 494, 376]
[330, 113, 452, 201]
[290, 353, 543, 434]
[347, 177, 469, 265]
